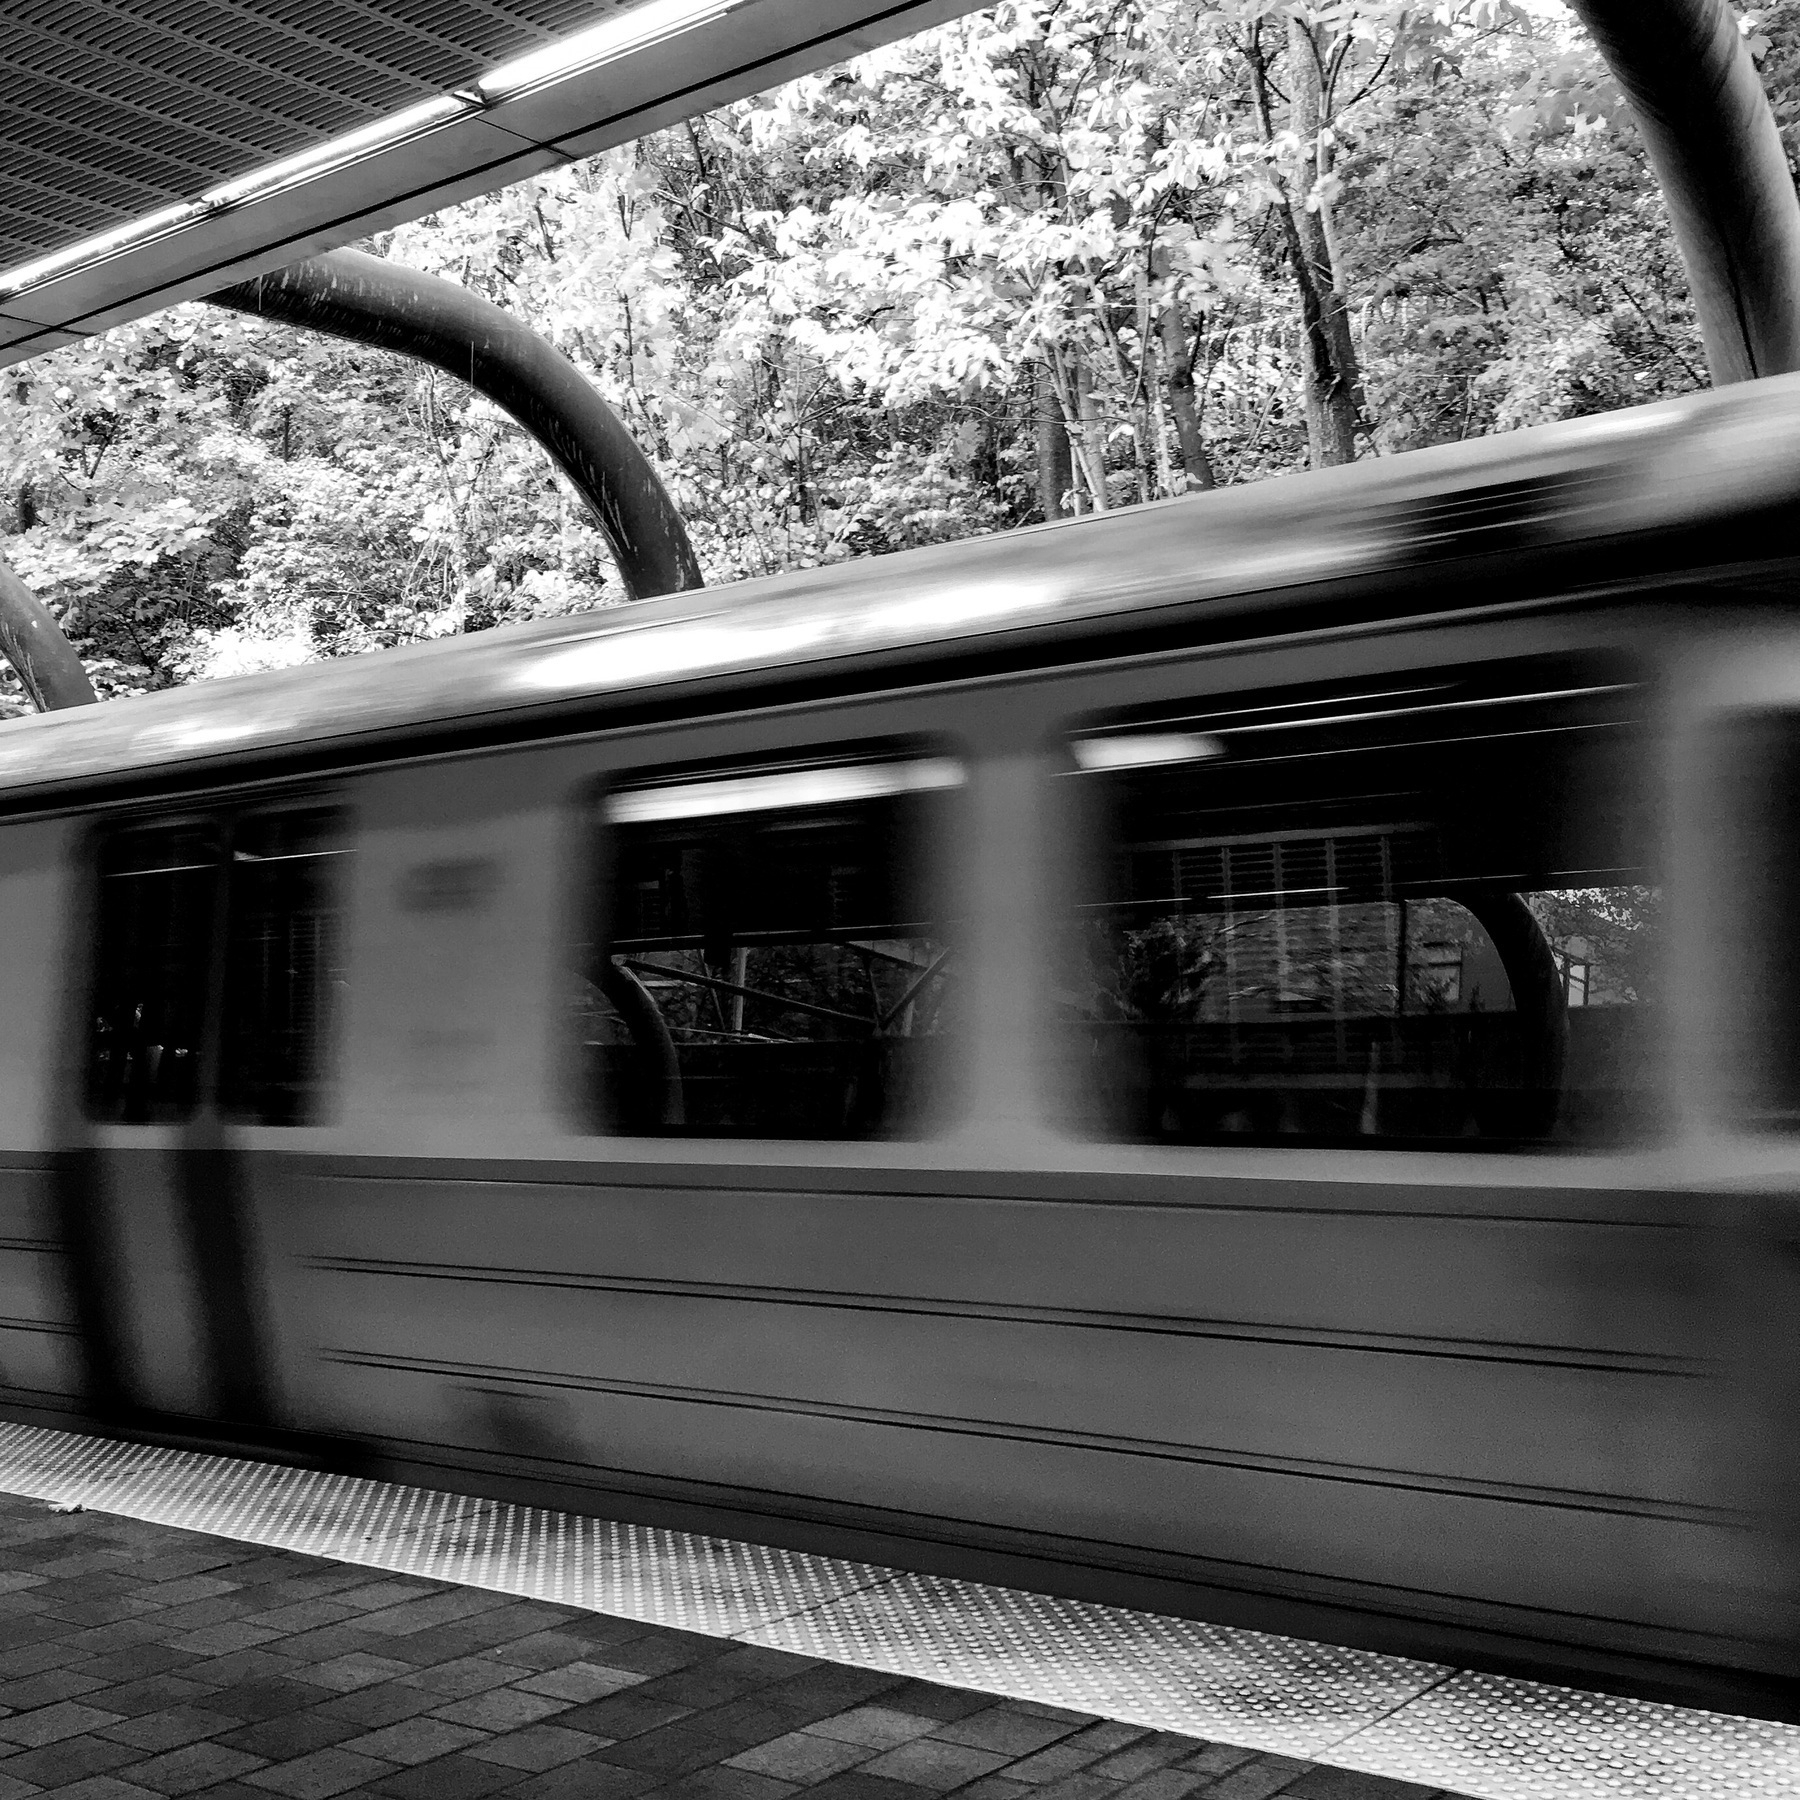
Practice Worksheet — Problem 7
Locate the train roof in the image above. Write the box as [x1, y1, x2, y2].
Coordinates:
[4, 372, 1800, 807]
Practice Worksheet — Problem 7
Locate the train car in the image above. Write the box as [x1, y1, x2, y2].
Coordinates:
[3, 372, 1800, 1720]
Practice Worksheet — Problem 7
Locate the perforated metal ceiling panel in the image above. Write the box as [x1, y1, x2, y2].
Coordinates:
[0, 0, 614, 267]
[0, 0, 985, 367]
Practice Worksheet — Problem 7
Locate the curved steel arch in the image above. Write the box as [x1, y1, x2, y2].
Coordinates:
[0, 550, 97, 711]
[209, 248, 703, 602]
[0, 246, 702, 719]
[1572, 0, 1800, 384]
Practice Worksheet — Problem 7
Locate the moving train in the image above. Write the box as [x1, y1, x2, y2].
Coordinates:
[3, 372, 1800, 1720]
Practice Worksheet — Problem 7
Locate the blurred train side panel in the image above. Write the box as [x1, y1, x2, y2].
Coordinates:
[1, 376, 1800, 1718]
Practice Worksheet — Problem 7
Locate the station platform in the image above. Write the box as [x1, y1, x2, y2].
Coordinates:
[0, 1423, 1792, 1800]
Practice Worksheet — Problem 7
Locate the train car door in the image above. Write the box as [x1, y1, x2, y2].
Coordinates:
[73, 805, 346, 1434]
[1672, 624, 1800, 1651]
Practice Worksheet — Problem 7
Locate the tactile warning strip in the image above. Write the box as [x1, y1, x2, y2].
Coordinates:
[1, 1418, 1797, 1800]
[0, 1419, 893, 1628]
[1328, 1670, 1800, 1800]
[742, 1566, 1445, 1757]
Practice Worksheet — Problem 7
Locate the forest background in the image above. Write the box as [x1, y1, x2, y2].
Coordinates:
[5, 0, 1796, 712]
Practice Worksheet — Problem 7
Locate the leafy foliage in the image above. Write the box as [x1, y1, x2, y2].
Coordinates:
[0, 0, 1732, 714]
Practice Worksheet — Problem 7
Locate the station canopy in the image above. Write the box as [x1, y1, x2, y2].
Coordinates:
[0, 0, 978, 370]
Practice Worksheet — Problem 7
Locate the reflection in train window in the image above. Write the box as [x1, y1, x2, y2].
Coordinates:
[1707, 712, 1800, 1130]
[87, 807, 348, 1127]
[582, 755, 963, 1138]
[87, 823, 221, 1124]
[221, 810, 349, 1126]
[1060, 663, 1659, 1146]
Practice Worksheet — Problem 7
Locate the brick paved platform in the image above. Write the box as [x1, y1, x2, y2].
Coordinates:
[0, 1494, 1460, 1800]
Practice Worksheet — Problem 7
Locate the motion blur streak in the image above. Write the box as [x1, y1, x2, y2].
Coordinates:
[2, 372, 1800, 1734]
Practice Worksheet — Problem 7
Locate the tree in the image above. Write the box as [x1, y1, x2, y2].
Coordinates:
[0, 0, 1753, 706]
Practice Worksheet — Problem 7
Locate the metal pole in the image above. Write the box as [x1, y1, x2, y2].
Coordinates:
[210, 249, 703, 599]
[0, 548, 97, 710]
[1571, 0, 1800, 384]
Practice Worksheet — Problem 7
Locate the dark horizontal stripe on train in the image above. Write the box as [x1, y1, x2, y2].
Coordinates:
[322, 1346, 1731, 1526]
[0, 1315, 78, 1336]
[299, 1159, 1701, 1225]
[0, 1389, 82, 1417]
[301, 1255, 1703, 1376]
[0, 1237, 61, 1255]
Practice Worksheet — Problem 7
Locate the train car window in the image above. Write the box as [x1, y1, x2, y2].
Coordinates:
[87, 807, 349, 1126]
[87, 823, 222, 1124]
[582, 754, 964, 1138]
[1060, 661, 1659, 1147]
[1703, 713, 1800, 1131]
[221, 810, 349, 1126]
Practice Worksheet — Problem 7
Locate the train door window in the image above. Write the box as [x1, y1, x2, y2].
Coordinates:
[87, 823, 222, 1123]
[1705, 713, 1800, 1130]
[581, 752, 964, 1138]
[221, 810, 349, 1126]
[1059, 660, 1660, 1147]
[86, 807, 349, 1126]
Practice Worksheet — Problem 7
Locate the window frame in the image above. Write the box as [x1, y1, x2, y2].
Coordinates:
[82, 795, 352, 1129]
[84, 811, 228, 1127]
[1050, 657, 1662, 1152]
[577, 740, 969, 1143]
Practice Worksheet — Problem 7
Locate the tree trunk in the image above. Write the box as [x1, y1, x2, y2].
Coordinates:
[966, 410, 1002, 508]
[1570, 0, 1800, 383]
[1072, 357, 1110, 511]
[1034, 361, 1074, 520]
[1163, 333, 1217, 490]
[1155, 254, 1217, 491]
[1148, 345, 1177, 499]
[1285, 17, 1365, 466]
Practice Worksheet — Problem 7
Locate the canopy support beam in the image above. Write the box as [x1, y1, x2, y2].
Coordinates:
[1572, 0, 1800, 383]
[209, 249, 703, 599]
[0, 549, 96, 710]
